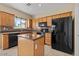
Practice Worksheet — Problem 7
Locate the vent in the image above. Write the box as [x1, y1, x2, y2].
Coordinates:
[26, 3, 31, 6]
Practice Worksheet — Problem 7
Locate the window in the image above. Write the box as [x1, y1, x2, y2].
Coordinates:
[14, 17, 26, 29]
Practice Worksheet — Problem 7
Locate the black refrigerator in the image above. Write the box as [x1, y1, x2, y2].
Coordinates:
[51, 16, 74, 54]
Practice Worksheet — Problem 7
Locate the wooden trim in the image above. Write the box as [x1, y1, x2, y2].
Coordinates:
[52, 11, 72, 19]
[45, 43, 51, 46]
[0, 11, 14, 16]
[34, 11, 72, 19]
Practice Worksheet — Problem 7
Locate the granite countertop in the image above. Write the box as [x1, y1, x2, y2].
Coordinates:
[18, 34, 44, 41]
[0, 29, 41, 35]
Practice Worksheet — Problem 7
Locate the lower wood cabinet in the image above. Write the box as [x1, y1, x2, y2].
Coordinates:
[0, 34, 2, 49]
[45, 33, 51, 45]
[18, 36, 44, 56]
[2, 34, 9, 49]
[34, 37, 44, 56]
[0, 34, 9, 49]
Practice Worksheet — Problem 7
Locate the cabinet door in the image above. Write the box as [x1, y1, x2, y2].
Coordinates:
[0, 12, 14, 27]
[2, 34, 9, 49]
[7, 14, 14, 27]
[34, 37, 44, 56]
[1, 12, 7, 26]
[42, 17, 47, 22]
[28, 19, 32, 28]
[0, 35, 2, 49]
[18, 39, 34, 56]
[47, 16, 53, 26]
[32, 19, 36, 29]
[39, 18, 43, 22]
[45, 33, 51, 45]
[0, 13, 1, 26]
[35, 19, 39, 29]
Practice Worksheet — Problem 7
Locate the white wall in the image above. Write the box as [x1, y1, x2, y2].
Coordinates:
[75, 4, 79, 56]
[0, 4, 32, 19]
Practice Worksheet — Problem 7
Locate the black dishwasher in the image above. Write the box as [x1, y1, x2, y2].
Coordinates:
[8, 33, 18, 48]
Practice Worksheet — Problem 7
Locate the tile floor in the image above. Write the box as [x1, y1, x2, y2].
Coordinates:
[0, 45, 72, 56]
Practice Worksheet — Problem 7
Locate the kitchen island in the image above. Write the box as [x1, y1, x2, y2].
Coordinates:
[18, 33, 44, 56]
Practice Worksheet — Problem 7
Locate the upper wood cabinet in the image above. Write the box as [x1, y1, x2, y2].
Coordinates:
[28, 19, 32, 28]
[42, 17, 47, 22]
[52, 12, 72, 19]
[32, 19, 39, 29]
[38, 18, 43, 22]
[0, 11, 14, 27]
[0, 12, 7, 26]
[46, 16, 53, 26]
[32, 19, 36, 29]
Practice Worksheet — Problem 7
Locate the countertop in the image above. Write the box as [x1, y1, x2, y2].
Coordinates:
[18, 34, 44, 41]
[0, 29, 41, 35]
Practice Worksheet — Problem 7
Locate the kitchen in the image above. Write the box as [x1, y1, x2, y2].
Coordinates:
[0, 3, 75, 56]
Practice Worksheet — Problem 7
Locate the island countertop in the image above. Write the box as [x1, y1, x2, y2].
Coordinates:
[18, 33, 44, 41]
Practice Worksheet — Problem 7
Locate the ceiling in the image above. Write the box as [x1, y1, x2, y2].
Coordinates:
[2, 3, 74, 18]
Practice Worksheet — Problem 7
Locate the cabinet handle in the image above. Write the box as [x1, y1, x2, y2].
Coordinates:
[35, 44, 38, 49]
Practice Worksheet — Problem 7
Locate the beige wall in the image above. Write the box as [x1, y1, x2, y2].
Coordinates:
[0, 4, 32, 19]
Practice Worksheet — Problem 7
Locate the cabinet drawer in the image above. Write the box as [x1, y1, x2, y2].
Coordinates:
[45, 33, 51, 38]
[45, 37, 51, 45]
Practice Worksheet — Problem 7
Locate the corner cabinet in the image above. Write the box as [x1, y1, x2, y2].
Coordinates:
[0, 11, 14, 27]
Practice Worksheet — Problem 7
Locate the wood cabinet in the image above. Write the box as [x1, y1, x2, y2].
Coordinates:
[1, 34, 9, 49]
[0, 34, 2, 49]
[52, 12, 72, 19]
[35, 19, 39, 29]
[0, 12, 7, 26]
[45, 33, 51, 45]
[34, 37, 44, 56]
[32, 19, 36, 29]
[32, 17, 47, 29]
[28, 19, 32, 28]
[0, 11, 14, 27]
[0, 34, 9, 49]
[42, 17, 47, 22]
[7, 14, 14, 27]
[32, 19, 38, 29]
[18, 35, 44, 56]
[46, 16, 53, 26]
[39, 18, 43, 22]
[18, 39, 34, 56]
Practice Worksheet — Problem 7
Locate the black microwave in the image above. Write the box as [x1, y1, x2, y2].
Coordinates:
[38, 22, 47, 27]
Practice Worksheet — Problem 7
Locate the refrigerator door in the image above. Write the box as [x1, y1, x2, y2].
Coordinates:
[51, 16, 73, 54]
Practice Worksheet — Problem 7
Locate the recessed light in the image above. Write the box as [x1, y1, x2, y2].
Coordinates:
[38, 4, 42, 7]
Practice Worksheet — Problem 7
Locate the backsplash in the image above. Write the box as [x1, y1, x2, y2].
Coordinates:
[0, 26, 13, 31]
